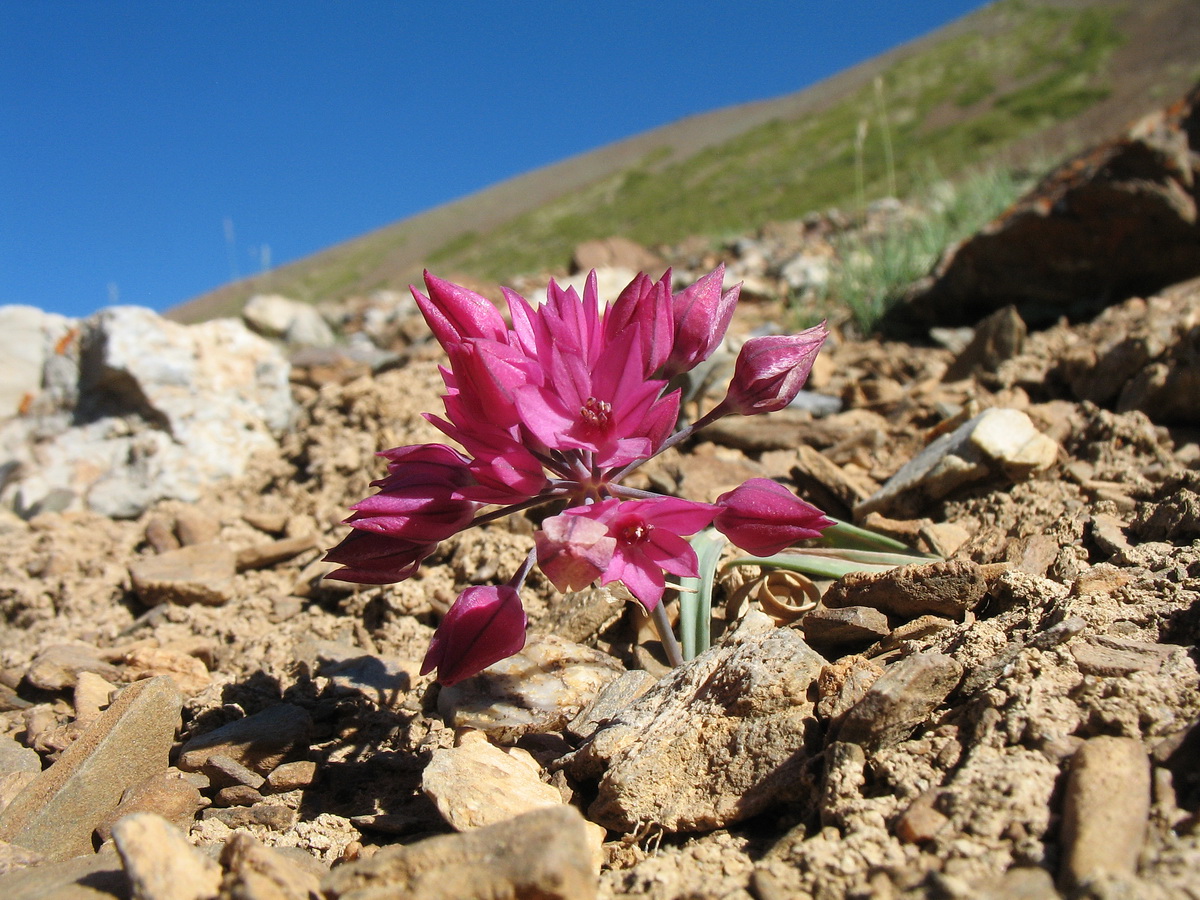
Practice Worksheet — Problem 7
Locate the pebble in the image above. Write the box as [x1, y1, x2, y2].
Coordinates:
[235, 533, 318, 572]
[0, 676, 181, 861]
[1059, 735, 1150, 890]
[422, 734, 565, 830]
[0, 845, 125, 899]
[144, 514, 181, 553]
[855, 408, 1059, 517]
[835, 652, 963, 750]
[112, 812, 222, 900]
[215, 784, 266, 807]
[173, 508, 220, 547]
[571, 611, 825, 832]
[321, 805, 598, 900]
[823, 559, 989, 620]
[534, 585, 625, 645]
[815, 655, 884, 725]
[73, 671, 116, 726]
[800, 605, 891, 650]
[894, 791, 949, 843]
[437, 635, 624, 743]
[201, 803, 298, 831]
[24, 643, 121, 692]
[976, 866, 1059, 900]
[300, 640, 425, 711]
[119, 645, 211, 696]
[177, 703, 312, 777]
[266, 760, 318, 792]
[1070, 634, 1175, 677]
[96, 770, 207, 842]
[128, 543, 237, 607]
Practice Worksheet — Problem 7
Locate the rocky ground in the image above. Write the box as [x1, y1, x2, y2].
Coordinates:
[1, 88, 1199, 900]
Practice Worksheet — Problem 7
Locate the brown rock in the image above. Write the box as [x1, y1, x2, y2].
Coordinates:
[815, 656, 883, 725]
[800, 606, 890, 650]
[0, 846, 126, 899]
[220, 832, 323, 900]
[119, 646, 211, 696]
[322, 805, 597, 900]
[265, 760, 318, 793]
[943, 305, 1027, 381]
[571, 236, 662, 273]
[177, 704, 312, 777]
[173, 508, 220, 547]
[24, 643, 121, 692]
[0, 676, 182, 861]
[823, 559, 987, 619]
[1060, 736, 1150, 890]
[835, 652, 963, 750]
[200, 803, 297, 831]
[128, 543, 237, 607]
[96, 771, 206, 843]
[235, 534, 317, 572]
[111, 812, 222, 900]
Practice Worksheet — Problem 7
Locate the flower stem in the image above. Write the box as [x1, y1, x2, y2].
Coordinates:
[649, 602, 684, 667]
[608, 403, 730, 483]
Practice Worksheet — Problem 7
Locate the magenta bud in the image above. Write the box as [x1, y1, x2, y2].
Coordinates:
[663, 265, 740, 378]
[714, 478, 833, 556]
[323, 530, 438, 584]
[420, 584, 528, 686]
[720, 322, 828, 415]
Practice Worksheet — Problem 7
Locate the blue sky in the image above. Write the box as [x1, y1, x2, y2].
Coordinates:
[1, 1, 992, 319]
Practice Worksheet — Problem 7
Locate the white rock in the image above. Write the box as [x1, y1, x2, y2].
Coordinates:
[779, 254, 831, 293]
[0, 306, 293, 518]
[0, 305, 71, 420]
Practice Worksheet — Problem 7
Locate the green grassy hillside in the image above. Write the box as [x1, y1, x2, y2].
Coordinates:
[168, 0, 1200, 323]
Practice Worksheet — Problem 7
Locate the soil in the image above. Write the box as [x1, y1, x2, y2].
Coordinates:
[2, 276, 1200, 899]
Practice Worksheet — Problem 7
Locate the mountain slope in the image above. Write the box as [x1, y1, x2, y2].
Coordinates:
[168, 0, 1200, 323]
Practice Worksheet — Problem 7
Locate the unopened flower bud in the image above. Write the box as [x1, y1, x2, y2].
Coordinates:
[714, 478, 833, 556]
[719, 323, 828, 415]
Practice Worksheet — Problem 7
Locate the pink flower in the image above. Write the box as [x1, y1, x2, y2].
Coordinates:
[535, 513, 617, 592]
[603, 270, 675, 377]
[719, 323, 828, 415]
[420, 584, 528, 685]
[558, 497, 720, 610]
[663, 264, 740, 378]
[412, 271, 508, 353]
[344, 443, 478, 543]
[714, 478, 833, 556]
[323, 530, 438, 584]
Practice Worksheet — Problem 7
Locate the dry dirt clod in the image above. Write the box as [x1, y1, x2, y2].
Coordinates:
[823, 558, 988, 620]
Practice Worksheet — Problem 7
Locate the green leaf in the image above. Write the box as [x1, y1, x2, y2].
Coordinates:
[678, 529, 727, 661]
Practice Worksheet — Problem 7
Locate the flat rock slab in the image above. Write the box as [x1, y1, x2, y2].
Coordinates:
[570, 611, 826, 833]
[128, 543, 237, 607]
[855, 408, 1058, 518]
[322, 805, 597, 900]
[835, 651, 963, 750]
[823, 559, 988, 619]
[801, 605, 891, 649]
[177, 703, 312, 777]
[0, 676, 182, 861]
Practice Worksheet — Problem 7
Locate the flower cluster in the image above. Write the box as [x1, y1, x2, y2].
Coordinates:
[325, 267, 832, 684]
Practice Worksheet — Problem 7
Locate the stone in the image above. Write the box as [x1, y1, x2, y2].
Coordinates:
[0, 845, 127, 900]
[0, 737, 42, 776]
[24, 643, 122, 691]
[894, 791, 949, 843]
[73, 671, 116, 726]
[943, 305, 1027, 381]
[437, 635, 624, 743]
[235, 533, 318, 572]
[1059, 736, 1150, 890]
[220, 832, 323, 900]
[887, 81, 1200, 334]
[128, 543, 237, 607]
[566, 669, 658, 742]
[422, 734, 564, 831]
[800, 606, 891, 650]
[977, 867, 1059, 900]
[265, 760, 317, 792]
[815, 655, 884, 725]
[0, 306, 293, 518]
[173, 508, 220, 547]
[572, 237, 663, 274]
[205, 753, 267, 790]
[791, 444, 876, 516]
[570, 612, 825, 833]
[0, 676, 182, 861]
[177, 703, 312, 777]
[112, 813, 222, 900]
[1070, 635, 1176, 677]
[534, 586, 626, 645]
[321, 805, 597, 900]
[96, 771, 207, 843]
[855, 408, 1059, 517]
[835, 652, 963, 750]
[200, 803, 297, 831]
[299, 641, 424, 711]
[822, 559, 988, 619]
[118, 646, 211, 696]
[243, 294, 335, 347]
[215, 785, 266, 807]
[0, 306, 72, 420]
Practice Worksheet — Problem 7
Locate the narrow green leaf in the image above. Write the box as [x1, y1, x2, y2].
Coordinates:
[678, 529, 727, 661]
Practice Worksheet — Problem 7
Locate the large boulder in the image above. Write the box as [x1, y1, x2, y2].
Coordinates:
[887, 81, 1200, 335]
[0, 306, 293, 518]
